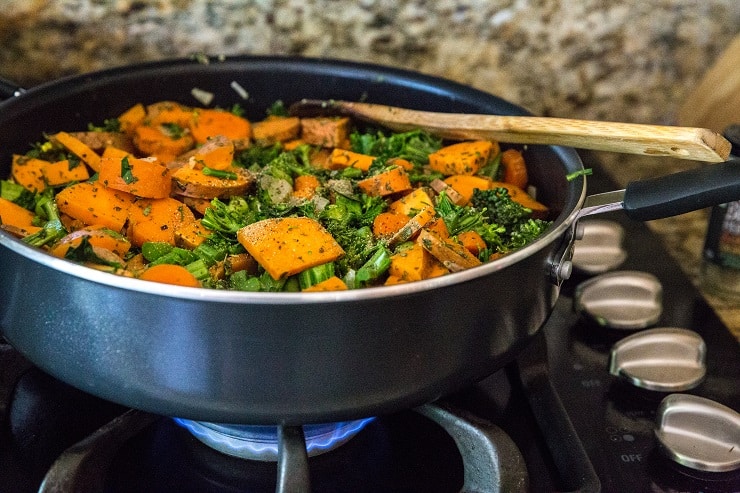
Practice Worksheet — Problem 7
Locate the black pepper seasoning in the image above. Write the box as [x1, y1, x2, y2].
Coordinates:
[701, 124, 740, 300]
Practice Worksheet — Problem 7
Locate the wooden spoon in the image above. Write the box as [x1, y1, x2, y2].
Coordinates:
[290, 100, 731, 163]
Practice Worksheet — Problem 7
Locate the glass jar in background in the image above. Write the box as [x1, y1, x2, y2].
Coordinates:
[701, 124, 740, 301]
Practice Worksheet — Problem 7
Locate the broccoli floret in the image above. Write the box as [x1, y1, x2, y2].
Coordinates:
[22, 191, 67, 247]
[201, 197, 256, 235]
[436, 192, 486, 235]
[470, 187, 532, 228]
[319, 194, 384, 275]
[469, 187, 551, 253]
[350, 129, 442, 166]
[507, 218, 551, 249]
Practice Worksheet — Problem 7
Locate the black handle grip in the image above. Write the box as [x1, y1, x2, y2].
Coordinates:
[624, 159, 740, 221]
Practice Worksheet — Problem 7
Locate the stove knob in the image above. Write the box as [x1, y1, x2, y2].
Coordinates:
[571, 219, 627, 274]
[574, 271, 662, 329]
[608, 328, 706, 391]
[655, 394, 740, 472]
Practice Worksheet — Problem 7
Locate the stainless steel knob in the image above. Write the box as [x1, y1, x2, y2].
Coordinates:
[574, 271, 663, 329]
[571, 219, 627, 274]
[608, 327, 706, 391]
[655, 393, 740, 472]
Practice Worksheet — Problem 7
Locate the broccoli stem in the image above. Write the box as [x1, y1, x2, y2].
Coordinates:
[298, 262, 336, 290]
[22, 195, 67, 247]
[355, 245, 391, 284]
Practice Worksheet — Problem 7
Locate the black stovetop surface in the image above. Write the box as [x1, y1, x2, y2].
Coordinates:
[1, 154, 739, 492]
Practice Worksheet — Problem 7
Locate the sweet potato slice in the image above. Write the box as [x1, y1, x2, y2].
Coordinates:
[0, 197, 36, 229]
[175, 219, 212, 249]
[53, 131, 102, 173]
[189, 109, 251, 145]
[328, 149, 376, 172]
[118, 103, 146, 134]
[50, 225, 132, 258]
[300, 117, 351, 148]
[388, 243, 439, 282]
[357, 167, 412, 197]
[99, 155, 172, 199]
[192, 135, 235, 170]
[252, 116, 300, 143]
[171, 166, 253, 199]
[11, 155, 50, 192]
[41, 159, 90, 187]
[417, 229, 482, 272]
[428, 141, 495, 176]
[67, 132, 136, 154]
[127, 197, 196, 247]
[388, 188, 434, 217]
[443, 175, 493, 205]
[56, 182, 136, 232]
[237, 217, 344, 280]
[133, 125, 194, 163]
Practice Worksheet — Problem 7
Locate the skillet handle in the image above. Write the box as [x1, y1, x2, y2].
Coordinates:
[623, 159, 740, 221]
[0, 77, 25, 101]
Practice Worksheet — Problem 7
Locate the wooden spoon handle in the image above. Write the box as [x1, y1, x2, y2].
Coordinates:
[292, 100, 731, 162]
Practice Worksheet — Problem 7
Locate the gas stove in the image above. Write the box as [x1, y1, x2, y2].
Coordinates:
[1, 154, 739, 492]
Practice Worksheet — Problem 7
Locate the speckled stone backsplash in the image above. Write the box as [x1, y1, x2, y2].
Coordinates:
[1, 0, 738, 123]
[1, 0, 738, 336]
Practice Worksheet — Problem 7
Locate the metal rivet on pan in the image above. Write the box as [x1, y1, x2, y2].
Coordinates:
[571, 219, 627, 274]
[574, 271, 663, 329]
[655, 393, 740, 472]
[608, 327, 706, 391]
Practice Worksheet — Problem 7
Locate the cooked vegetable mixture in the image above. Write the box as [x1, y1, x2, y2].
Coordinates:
[0, 100, 551, 291]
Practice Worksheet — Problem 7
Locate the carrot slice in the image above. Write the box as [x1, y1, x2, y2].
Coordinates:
[501, 148, 528, 189]
[292, 174, 321, 200]
[99, 155, 172, 199]
[56, 182, 136, 232]
[428, 141, 495, 176]
[139, 264, 200, 287]
[11, 155, 49, 193]
[128, 197, 196, 247]
[301, 276, 348, 292]
[372, 211, 409, 238]
[190, 109, 251, 145]
[457, 230, 487, 256]
[54, 131, 102, 173]
[42, 159, 90, 187]
[236, 217, 344, 280]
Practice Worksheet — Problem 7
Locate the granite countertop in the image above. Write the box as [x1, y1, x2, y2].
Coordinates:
[0, 0, 738, 340]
